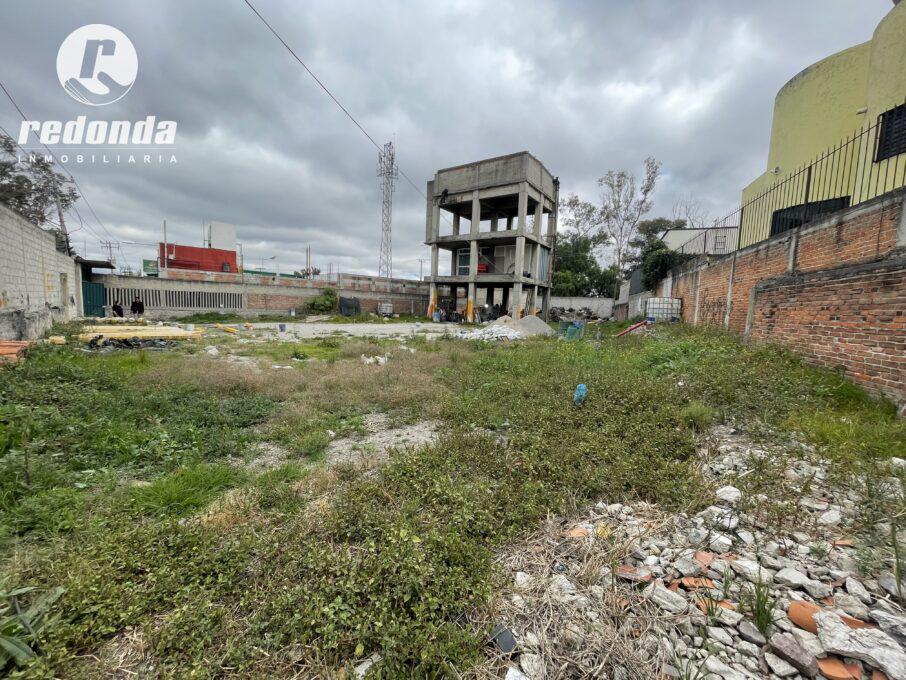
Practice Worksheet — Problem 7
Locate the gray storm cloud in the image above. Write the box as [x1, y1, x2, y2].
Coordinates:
[0, 0, 889, 276]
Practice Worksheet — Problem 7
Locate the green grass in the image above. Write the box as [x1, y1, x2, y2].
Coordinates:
[1, 327, 903, 677]
[130, 463, 244, 516]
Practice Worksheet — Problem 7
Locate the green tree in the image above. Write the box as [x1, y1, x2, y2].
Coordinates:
[624, 217, 687, 274]
[552, 232, 618, 297]
[0, 133, 78, 228]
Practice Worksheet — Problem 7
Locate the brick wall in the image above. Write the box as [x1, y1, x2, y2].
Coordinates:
[0, 204, 81, 339]
[666, 189, 906, 407]
[750, 258, 906, 403]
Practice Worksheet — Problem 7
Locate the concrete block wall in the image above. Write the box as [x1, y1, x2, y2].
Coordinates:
[93, 273, 429, 319]
[0, 204, 81, 339]
[549, 296, 614, 317]
[664, 188, 906, 407]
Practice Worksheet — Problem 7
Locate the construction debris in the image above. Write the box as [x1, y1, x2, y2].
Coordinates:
[77, 325, 202, 343]
[484, 425, 906, 680]
[0, 340, 31, 364]
[457, 315, 556, 341]
[87, 336, 179, 350]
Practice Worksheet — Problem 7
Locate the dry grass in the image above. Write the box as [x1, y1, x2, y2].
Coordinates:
[268, 340, 472, 429]
[145, 356, 309, 401]
[467, 503, 684, 679]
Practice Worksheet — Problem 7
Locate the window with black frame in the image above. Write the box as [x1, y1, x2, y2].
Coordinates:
[876, 102, 906, 162]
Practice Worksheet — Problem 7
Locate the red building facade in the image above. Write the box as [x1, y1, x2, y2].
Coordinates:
[158, 243, 237, 273]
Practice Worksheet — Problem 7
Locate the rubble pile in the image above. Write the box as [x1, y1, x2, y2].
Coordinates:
[491, 427, 906, 680]
[457, 315, 555, 342]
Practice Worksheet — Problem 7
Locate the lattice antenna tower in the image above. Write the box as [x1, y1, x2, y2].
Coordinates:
[377, 141, 398, 280]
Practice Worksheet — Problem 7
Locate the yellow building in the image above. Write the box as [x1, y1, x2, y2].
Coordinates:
[739, 0, 906, 248]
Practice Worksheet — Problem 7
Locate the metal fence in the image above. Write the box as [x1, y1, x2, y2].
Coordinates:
[710, 101, 906, 250]
[676, 227, 740, 255]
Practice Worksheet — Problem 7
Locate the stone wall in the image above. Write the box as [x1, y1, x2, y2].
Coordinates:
[0, 204, 81, 339]
[663, 189, 906, 408]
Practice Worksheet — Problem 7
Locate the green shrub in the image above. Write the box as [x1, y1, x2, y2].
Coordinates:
[679, 401, 717, 432]
[306, 288, 338, 314]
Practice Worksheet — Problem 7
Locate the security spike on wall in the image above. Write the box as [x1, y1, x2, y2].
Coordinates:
[377, 141, 398, 281]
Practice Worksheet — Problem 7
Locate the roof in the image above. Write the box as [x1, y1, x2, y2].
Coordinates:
[75, 257, 115, 269]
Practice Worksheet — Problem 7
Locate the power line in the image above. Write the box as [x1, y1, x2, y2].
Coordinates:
[0, 78, 117, 244]
[241, 0, 431, 204]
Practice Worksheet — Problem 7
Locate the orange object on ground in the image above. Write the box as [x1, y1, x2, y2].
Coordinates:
[0, 341, 31, 364]
[817, 656, 861, 680]
[615, 320, 648, 337]
[788, 600, 877, 634]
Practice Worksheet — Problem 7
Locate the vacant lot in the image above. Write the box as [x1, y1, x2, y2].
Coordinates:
[1, 324, 903, 677]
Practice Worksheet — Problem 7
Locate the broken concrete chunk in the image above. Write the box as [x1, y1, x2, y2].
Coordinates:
[354, 653, 382, 679]
[871, 609, 906, 648]
[769, 632, 818, 677]
[646, 583, 688, 614]
[702, 655, 749, 680]
[710, 533, 733, 553]
[764, 651, 798, 677]
[775, 567, 832, 599]
[737, 620, 766, 646]
[815, 611, 906, 680]
[846, 577, 873, 604]
[818, 508, 842, 526]
[730, 558, 774, 584]
[715, 485, 742, 505]
[504, 667, 530, 680]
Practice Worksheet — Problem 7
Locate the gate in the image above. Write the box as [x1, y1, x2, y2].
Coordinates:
[82, 281, 105, 317]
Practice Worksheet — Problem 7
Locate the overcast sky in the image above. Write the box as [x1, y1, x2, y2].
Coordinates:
[0, 0, 892, 278]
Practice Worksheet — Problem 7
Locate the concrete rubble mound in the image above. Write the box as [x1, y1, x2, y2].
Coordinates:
[456, 315, 555, 341]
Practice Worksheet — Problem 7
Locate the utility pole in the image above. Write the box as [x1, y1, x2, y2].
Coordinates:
[162, 219, 168, 270]
[418, 258, 429, 281]
[377, 141, 398, 289]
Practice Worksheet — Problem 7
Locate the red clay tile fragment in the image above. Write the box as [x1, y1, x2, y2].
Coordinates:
[872, 670, 889, 680]
[694, 551, 715, 568]
[788, 600, 822, 633]
[833, 538, 855, 547]
[817, 656, 860, 680]
[564, 526, 590, 538]
[616, 565, 653, 583]
[680, 576, 715, 590]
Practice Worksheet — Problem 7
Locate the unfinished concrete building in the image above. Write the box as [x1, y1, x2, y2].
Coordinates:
[425, 152, 558, 321]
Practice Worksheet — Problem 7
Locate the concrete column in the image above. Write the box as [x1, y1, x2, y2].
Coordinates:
[471, 190, 481, 236]
[451, 251, 457, 276]
[533, 201, 542, 237]
[541, 287, 551, 320]
[517, 183, 528, 234]
[431, 202, 440, 240]
[453, 213, 460, 236]
[428, 281, 437, 317]
[514, 235, 525, 279]
[513, 234, 525, 319]
[430, 244, 439, 278]
[467, 282, 476, 322]
[506, 216, 513, 231]
[491, 216, 498, 232]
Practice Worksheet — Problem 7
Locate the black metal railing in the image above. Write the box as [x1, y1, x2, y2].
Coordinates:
[712, 101, 906, 250]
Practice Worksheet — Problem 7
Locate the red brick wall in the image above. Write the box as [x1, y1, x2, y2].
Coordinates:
[727, 238, 792, 332]
[796, 199, 901, 273]
[665, 190, 905, 407]
[749, 258, 906, 404]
